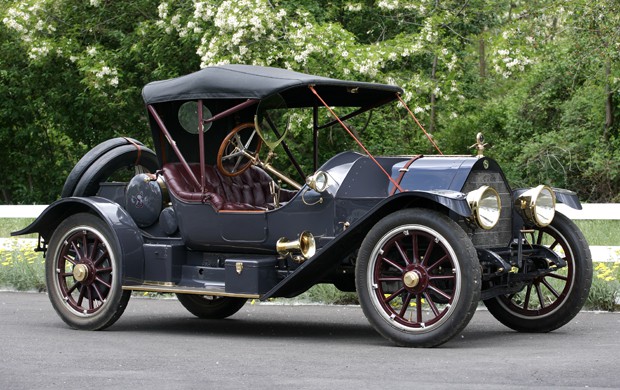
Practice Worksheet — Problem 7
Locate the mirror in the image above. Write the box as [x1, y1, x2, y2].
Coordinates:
[178, 101, 213, 134]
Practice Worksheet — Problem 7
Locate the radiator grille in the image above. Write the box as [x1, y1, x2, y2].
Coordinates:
[459, 170, 513, 248]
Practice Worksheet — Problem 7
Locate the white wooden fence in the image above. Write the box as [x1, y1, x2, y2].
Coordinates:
[1, 204, 619, 261]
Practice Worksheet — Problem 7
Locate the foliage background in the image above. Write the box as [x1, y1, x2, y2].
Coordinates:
[1, 0, 618, 204]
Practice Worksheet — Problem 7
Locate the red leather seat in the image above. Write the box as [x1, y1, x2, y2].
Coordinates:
[162, 163, 294, 211]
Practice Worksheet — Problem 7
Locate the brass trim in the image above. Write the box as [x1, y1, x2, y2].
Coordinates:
[276, 231, 316, 260]
[122, 284, 260, 299]
[516, 185, 556, 227]
[403, 271, 420, 288]
[73, 264, 88, 282]
[136, 280, 176, 287]
[466, 185, 501, 230]
[470, 132, 488, 158]
[306, 171, 329, 192]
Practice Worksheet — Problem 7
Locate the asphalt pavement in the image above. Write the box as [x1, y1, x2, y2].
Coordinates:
[1, 292, 619, 389]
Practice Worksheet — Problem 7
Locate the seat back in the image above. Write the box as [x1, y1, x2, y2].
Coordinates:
[162, 163, 277, 210]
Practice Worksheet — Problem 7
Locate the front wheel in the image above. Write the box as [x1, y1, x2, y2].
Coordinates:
[356, 209, 481, 347]
[176, 294, 247, 319]
[46, 213, 130, 330]
[483, 212, 592, 332]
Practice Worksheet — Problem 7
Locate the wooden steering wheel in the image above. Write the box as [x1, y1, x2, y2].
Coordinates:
[217, 122, 263, 177]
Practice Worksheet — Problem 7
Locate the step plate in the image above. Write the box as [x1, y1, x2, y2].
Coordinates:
[123, 283, 260, 299]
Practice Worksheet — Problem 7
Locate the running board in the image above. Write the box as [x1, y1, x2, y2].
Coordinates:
[123, 283, 260, 299]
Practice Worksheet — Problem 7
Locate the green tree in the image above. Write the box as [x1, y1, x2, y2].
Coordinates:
[1, 0, 618, 203]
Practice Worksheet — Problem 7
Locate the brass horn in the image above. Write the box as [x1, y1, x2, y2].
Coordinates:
[276, 231, 316, 260]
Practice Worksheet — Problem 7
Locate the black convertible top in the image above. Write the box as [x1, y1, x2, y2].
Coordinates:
[142, 64, 403, 107]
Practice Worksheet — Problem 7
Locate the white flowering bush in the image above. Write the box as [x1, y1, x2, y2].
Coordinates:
[2, 0, 619, 203]
[2, 0, 123, 95]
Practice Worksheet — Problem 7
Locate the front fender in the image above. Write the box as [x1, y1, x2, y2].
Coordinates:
[12, 197, 145, 283]
[262, 191, 471, 299]
[552, 188, 582, 210]
[511, 187, 583, 210]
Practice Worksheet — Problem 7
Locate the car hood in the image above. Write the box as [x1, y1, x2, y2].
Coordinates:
[325, 153, 499, 198]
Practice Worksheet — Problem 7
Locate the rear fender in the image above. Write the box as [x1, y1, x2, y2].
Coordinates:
[262, 191, 471, 299]
[12, 197, 145, 283]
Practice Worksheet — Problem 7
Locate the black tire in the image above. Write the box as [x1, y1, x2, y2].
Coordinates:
[46, 213, 130, 330]
[72, 144, 159, 197]
[356, 209, 481, 347]
[176, 294, 247, 319]
[483, 212, 592, 332]
[62, 137, 145, 198]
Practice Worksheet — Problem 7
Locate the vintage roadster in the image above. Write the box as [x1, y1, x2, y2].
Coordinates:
[14, 65, 592, 347]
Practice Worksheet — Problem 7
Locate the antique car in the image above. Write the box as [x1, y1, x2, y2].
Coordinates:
[14, 65, 592, 347]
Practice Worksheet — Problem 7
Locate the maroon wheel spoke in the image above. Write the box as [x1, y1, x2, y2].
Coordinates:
[426, 254, 449, 272]
[96, 266, 113, 274]
[381, 256, 405, 272]
[88, 237, 100, 259]
[383, 287, 406, 304]
[394, 241, 410, 264]
[541, 278, 561, 299]
[522, 284, 533, 310]
[93, 252, 106, 266]
[411, 233, 419, 264]
[94, 276, 112, 289]
[81, 233, 89, 256]
[399, 293, 413, 317]
[63, 254, 77, 266]
[378, 276, 402, 282]
[421, 238, 435, 266]
[548, 239, 559, 252]
[67, 281, 80, 294]
[70, 241, 83, 261]
[87, 287, 94, 310]
[415, 294, 423, 323]
[429, 274, 455, 281]
[428, 284, 452, 301]
[535, 283, 546, 308]
[92, 284, 105, 301]
[423, 291, 441, 317]
[77, 285, 87, 307]
[395, 241, 411, 266]
[535, 230, 544, 245]
[546, 272, 568, 282]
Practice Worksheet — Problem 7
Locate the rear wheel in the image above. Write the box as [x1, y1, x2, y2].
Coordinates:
[46, 213, 130, 330]
[176, 294, 247, 319]
[356, 209, 480, 347]
[484, 212, 592, 332]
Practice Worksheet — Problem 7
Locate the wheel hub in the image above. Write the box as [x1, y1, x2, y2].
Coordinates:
[403, 271, 421, 288]
[402, 265, 429, 294]
[73, 264, 90, 282]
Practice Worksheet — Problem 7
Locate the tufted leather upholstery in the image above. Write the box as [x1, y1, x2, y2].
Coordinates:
[162, 163, 295, 211]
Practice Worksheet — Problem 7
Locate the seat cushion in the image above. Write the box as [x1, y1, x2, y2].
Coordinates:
[163, 163, 283, 211]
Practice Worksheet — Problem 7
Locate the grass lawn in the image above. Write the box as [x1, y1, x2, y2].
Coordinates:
[1, 217, 618, 310]
[2, 218, 619, 245]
